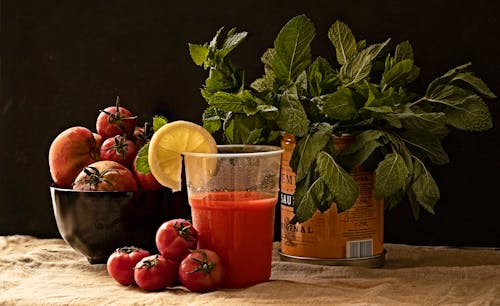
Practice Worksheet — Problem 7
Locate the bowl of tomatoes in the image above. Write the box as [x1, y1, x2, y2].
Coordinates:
[50, 186, 190, 264]
[48, 97, 190, 264]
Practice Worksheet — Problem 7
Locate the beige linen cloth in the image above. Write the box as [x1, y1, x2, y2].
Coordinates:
[0, 235, 499, 305]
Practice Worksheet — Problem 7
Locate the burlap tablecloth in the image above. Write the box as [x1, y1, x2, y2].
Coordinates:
[0, 235, 499, 305]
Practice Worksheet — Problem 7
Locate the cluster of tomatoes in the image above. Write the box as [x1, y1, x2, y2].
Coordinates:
[106, 218, 225, 292]
[48, 96, 163, 191]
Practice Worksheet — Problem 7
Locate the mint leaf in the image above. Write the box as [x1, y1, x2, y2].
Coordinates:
[208, 27, 224, 52]
[202, 107, 222, 133]
[307, 56, 339, 97]
[394, 41, 414, 62]
[290, 122, 333, 181]
[399, 130, 450, 165]
[224, 113, 265, 144]
[399, 111, 449, 139]
[218, 29, 248, 57]
[381, 59, 419, 88]
[426, 62, 472, 95]
[338, 130, 384, 170]
[322, 87, 357, 120]
[328, 20, 357, 65]
[276, 91, 310, 137]
[152, 115, 168, 132]
[340, 38, 390, 87]
[444, 96, 493, 131]
[135, 144, 150, 174]
[251, 71, 276, 92]
[316, 151, 359, 212]
[410, 158, 440, 214]
[451, 72, 496, 99]
[207, 92, 245, 113]
[256, 104, 279, 120]
[252, 48, 278, 92]
[408, 191, 422, 220]
[428, 84, 476, 106]
[189, 43, 209, 66]
[205, 63, 244, 93]
[271, 15, 316, 85]
[374, 152, 410, 199]
[293, 175, 324, 222]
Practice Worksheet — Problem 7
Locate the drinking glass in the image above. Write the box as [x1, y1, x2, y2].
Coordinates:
[183, 145, 283, 288]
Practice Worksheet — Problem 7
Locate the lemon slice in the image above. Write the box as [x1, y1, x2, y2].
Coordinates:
[148, 120, 217, 191]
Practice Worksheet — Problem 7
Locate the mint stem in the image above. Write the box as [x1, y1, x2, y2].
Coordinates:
[408, 96, 428, 108]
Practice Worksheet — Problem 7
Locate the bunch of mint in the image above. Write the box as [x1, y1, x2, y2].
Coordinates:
[189, 15, 496, 223]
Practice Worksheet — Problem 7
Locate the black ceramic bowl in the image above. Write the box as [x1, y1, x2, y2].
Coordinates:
[50, 186, 190, 264]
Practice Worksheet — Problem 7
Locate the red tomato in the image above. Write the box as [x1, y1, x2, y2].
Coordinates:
[100, 135, 138, 168]
[134, 254, 176, 291]
[106, 246, 150, 286]
[132, 154, 163, 190]
[96, 96, 137, 139]
[72, 160, 138, 191]
[132, 122, 153, 149]
[155, 219, 198, 262]
[179, 249, 225, 293]
[48, 126, 100, 188]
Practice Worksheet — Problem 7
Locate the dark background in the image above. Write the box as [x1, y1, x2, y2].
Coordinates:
[2, 1, 499, 247]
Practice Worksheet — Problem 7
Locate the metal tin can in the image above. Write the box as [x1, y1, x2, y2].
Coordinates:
[279, 133, 385, 267]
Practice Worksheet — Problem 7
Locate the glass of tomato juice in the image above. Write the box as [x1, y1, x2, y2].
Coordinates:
[183, 145, 283, 289]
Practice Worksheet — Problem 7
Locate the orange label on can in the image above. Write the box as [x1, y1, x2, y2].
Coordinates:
[280, 134, 384, 259]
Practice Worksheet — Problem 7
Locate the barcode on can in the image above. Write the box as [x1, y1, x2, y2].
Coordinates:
[346, 239, 373, 258]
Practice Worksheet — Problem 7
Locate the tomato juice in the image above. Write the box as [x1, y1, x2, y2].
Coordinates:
[189, 191, 277, 289]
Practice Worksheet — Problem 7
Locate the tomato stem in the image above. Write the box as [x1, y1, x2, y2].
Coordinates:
[73, 166, 118, 190]
[188, 250, 215, 275]
[174, 221, 197, 241]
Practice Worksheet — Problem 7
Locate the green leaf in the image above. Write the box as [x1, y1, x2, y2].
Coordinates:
[408, 191, 421, 220]
[271, 15, 316, 85]
[208, 27, 224, 51]
[362, 105, 394, 113]
[316, 151, 359, 212]
[276, 91, 310, 137]
[428, 84, 477, 106]
[322, 87, 357, 120]
[338, 130, 384, 170]
[399, 130, 450, 165]
[290, 122, 333, 181]
[152, 115, 168, 132]
[394, 41, 414, 62]
[381, 59, 419, 88]
[451, 72, 496, 99]
[384, 188, 406, 211]
[224, 113, 265, 144]
[257, 104, 279, 120]
[245, 128, 263, 144]
[293, 175, 324, 223]
[218, 29, 248, 57]
[374, 152, 410, 199]
[135, 144, 150, 174]
[295, 70, 308, 97]
[207, 92, 245, 113]
[399, 111, 449, 139]
[328, 20, 357, 65]
[410, 158, 440, 214]
[340, 38, 391, 87]
[426, 62, 472, 95]
[205, 68, 237, 92]
[188, 43, 209, 66]
[251, 49, 278, 92]
[307, 56, 339, 96]
[202, 107, 222, 133]
[444, 96, 493, 131]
